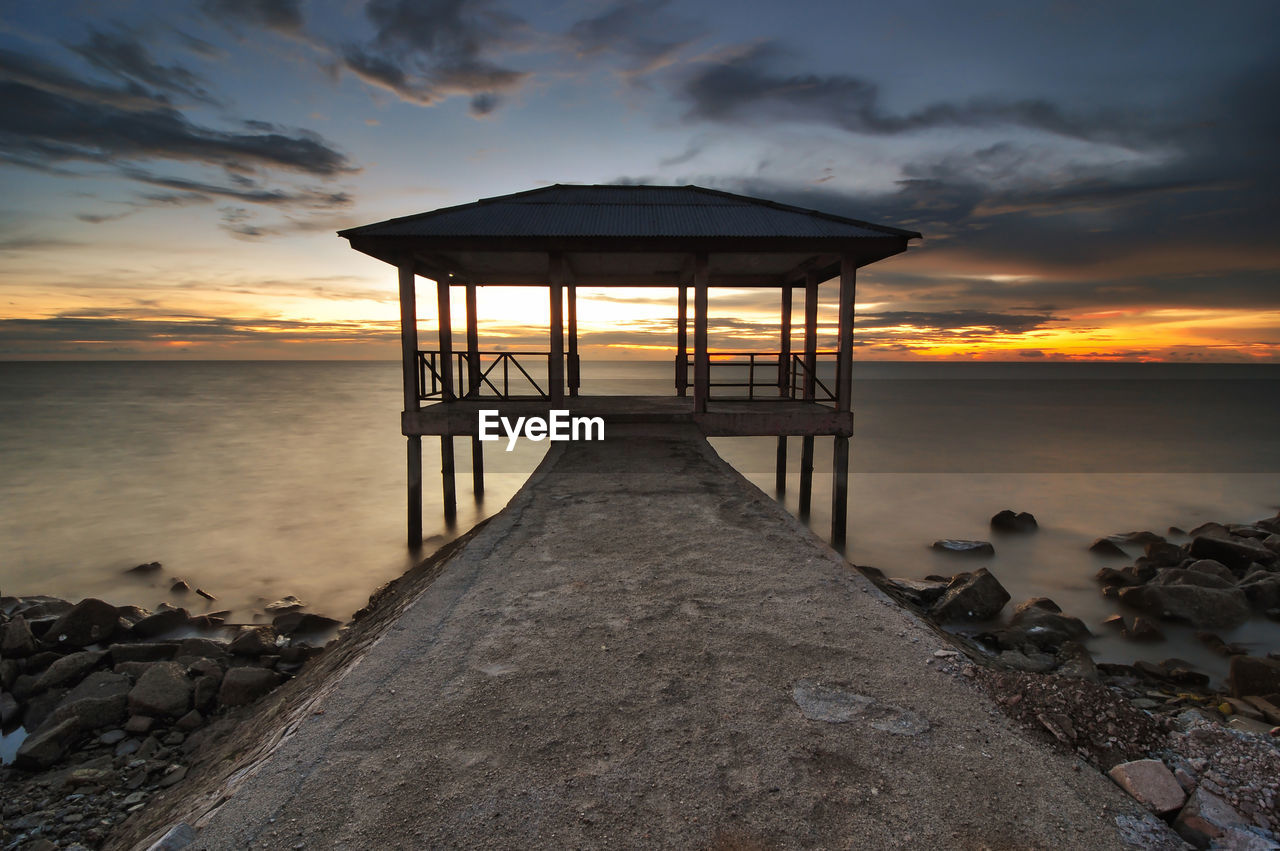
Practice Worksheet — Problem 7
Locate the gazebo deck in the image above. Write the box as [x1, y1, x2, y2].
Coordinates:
[402, 395, 851, 437]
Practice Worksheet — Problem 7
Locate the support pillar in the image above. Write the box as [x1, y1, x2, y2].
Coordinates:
[398, 260, 422, 546]
[799, 271, 819, 516]
[775, 283, 793, 494]
[465, 283, 483, 499]
[437, 279, 456, 520]
[830, 255, 856, 546]
[568, 283, 579, 397]
[676, 285, 689, 397]
[549, 253, 566, 405]
[693, 254, 709, 413]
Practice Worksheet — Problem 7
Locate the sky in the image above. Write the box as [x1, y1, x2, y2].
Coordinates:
[1, 0, 1278, 361]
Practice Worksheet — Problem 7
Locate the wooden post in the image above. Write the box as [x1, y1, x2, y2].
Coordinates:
[568, 283, 579, 397]
[676, 286, 688, 396]
[549, 253, 566, 405]
[831, 435, 849, 548]
[775, 283, 792, 494]
[693, 253, 709, 413]
[799, 271, 819, 516]
[465, 283, 483, 499]
[436, 278, 456, 519]
[398, 261, 422, 546]
[831, 255, 856, 547]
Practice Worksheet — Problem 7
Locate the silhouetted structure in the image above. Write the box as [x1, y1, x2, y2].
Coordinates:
[339, 184, 920, 547]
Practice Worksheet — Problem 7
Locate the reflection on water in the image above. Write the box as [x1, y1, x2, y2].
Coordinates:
[2, 360, 1277, 686]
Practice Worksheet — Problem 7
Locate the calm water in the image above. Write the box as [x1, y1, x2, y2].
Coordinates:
[1, 361, 1277, 686]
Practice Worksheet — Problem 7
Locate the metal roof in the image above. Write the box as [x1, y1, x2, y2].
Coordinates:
[339, 184, 921, 241]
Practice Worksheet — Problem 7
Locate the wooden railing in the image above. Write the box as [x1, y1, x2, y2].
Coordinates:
[679, 352, 837, 401]
[419, 351, 580, 400]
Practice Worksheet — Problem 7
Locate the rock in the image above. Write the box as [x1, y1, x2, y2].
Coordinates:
[1, 614, 39, 657]
[100, 728, 127, 745]
[157, 763, 188, 787]
[1144, 541, 1185, 567]
[111, 642, 178, 663]
[1195, 631, 1246, 657]
[34, 649, 106, 692]
[997, 598, 1091, 652]
[930, 539, 995, 557]
[264, 595, 304, 613]
[1189, 522, 1231, 538]
[1185, 558, 1234, 582]
[170, 579, 190, 593]
[39, 671, 132, 733]
[126, 562, 162, 574]
[1189, 535, 1277, 571]
[1096, 566, 1145, 587]
[217, 666, 282, 706]
[124, 714, 155, 734]
[1089, 538, 1129, 557]
[1054, 641, 1098, 681]
[147, 821, 197, 850]
[128, 661, 193, 717]
[131, 608, 191, 639]
[15, 716, 80, 770]
[1124, 617, 1165, 641]
[176, 637, 229, 661]
[1111, 531, 1166, 546]
[272, 611, 341, 636]
[1174, 788, 1250, 848]
[0, 690, 19, 725]
[175, 709, 204, 730]
[196, 588, 217, 601]
[1107, 759, 1186, 814]
[22, 686, 69, 729]
[1240, 575, 1280, 612]
[1227, 656, 1280, 699]
[43, 598, 119, 648]
[1118, 575, 1251, 629]
[229, 626, 277, 656]
[0, 657, 17, 689]
[930, 568, 1010, 622]
[991, 509, 1037, 532]
[1240, 695, 1280, 724]
[192, 674, 220, 709]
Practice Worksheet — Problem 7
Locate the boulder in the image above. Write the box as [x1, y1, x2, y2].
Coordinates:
[128, 661, 192, 717]
[999, 598, 1091, 652]
[218, 666, 283, 706]
[131, 608, 191, 639]
[1174, 788, 1249, 849]
[1118, 576, 1250, 630]
[265, 595, 305, 613]
[1095, 566, 1145, 587]
[14, 716, 80, 770]
[0, 657, 17, 689]
[1111, 531, 1165, 546]
[1184, 559, 1234, 582]
[991, 510, 1037, 533]
[14, 596, 73, 619]
[930, 539, 995, 557]
[1189, 535, 1277, 571]
[33, 649, 106, 692]
[176, 637, 230, 661]
[193, 674, 221, 709]
[930, 568, 1010, 622]
[1227, 656, 1280, 699]
[229, 626, 278, 656]
[22, 687, 69, 730]
[1, 614, 39, 658]
[125, 561, 162, 574]
[110, 642, 178, 663]
[0, 690, 19, 725]
[272, 612, 340, 636]
[1144, 541, 1185, 567]
[39, 672, 129, 734]
[1089, 538, 1129, 557]
[43, 598, 119, 648]
[1107, 759, 1185, 815]
[1240, 575, 1280, 613]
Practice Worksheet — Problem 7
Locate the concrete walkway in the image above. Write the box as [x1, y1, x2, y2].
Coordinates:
[178, 427, 1148, 849]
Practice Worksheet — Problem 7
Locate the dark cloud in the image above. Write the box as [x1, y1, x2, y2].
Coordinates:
[70, 28, 218, 105]
[679, 42, 1138, 143]
[567, 0, 704, 74]
[76, 210, 134, 224]
[856, 311, 1062, 334]
[119, 167, 352, 207]
[338, 0, 530, 111]
[199, 0, 305, 36]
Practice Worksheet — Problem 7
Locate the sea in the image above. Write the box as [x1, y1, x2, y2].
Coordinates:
[2, 360, 1278, 690]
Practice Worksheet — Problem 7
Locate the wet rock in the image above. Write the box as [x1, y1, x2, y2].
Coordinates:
[1194, 631, 1247, 657]
[264, 595, 304, 613]
[44, 598, 118, 648]
[930, 539, 995, 557]
[1111, 531, 1166, 546]
[124, 714, 154, 734]
[175, 709, 203, 731]
[111, 642, 178, 663]
[930, 568, 1010, 622]
[15, 716, 80, 770]
[1118, 572, 1251, 629]
[126, 562, 162, 574]
[1189, 535, 1277, 571]
[1174, 788, 1250, 848]
[229, 626, 277, 656]
[34, 650, 106, 692]
[171, 579, 190, 593]
[217, 666, 282, 706]
[1096, 565, 1146, 587]
[991, 509, 1037, 533]
[2, 614, 39, 657]
[1125, 617, 1165, 642]
[128, 661, 192, 717]
[272, 611, 340, 636]
[196, 588, 217, 601]
[1227, 656, 1280, 699]
[1240, 575, 1280, 613]
[1144, 541, 1186, 567]
[40, 671, 131, 733]
[15, 596, 74, 619]
[1090, 538, 1129, 557]
[176, 637, 229, 662]
[1184, 558, 1234, 582]
[131, 608, 191, 639]
[1005, 598, 1091, 650]
[1108, 758, 1186, 814]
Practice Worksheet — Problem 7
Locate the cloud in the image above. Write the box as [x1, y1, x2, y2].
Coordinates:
[678, 42, 1137, 143]
[856, 310, 1063, 334]
[337, 0, 530, 114]
[567, 0, 705, 75]
[199, 0, 306, 36]
[70, 28, 219, 105]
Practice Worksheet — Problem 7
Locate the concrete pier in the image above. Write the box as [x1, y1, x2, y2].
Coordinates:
[153, 429, 1145, 849]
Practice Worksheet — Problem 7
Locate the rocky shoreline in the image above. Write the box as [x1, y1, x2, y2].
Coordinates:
[0, 571, 340, 851]
[864, 508, 1280, 849]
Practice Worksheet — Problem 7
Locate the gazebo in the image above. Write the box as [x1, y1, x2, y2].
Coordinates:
[338, 184, 920, 547]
